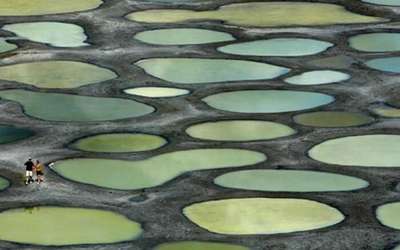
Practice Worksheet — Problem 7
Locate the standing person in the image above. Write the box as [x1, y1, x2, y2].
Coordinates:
[24, 158, 34, 185]
[35, 160, 44, 183]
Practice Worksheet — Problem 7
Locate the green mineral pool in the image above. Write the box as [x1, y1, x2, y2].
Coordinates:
[0, 39, 17, 53]
[0, 206, 142, 245]
[0, 125, 34, 144]
[309, 134, 400, 167]
[134, 28, 235, 45]
[285, 70, 350, 85]
[124, 87, 190, 98]
[362, 0, 400, 6]
[53, 148, 266, 190]
[0, 0, 103, 16]
[349, 33, 400, 52]
[0, 176, 9, 190]
[218, 39, 333, 57]
[376, 202, 400, 230]
[126, 2, 385, 27]
[183, 198, 344, 235]
[372, 106, 400, 117]
[154, 241, 249, 250]
[186, 120, 295, 141]
[0, 89, 154, 122]
[293, 111, 374, 127]
[214, 170, 369, 192]
[0, 61, 116, 89]
[366, 57, 400, 73]
[71, 133, 167, 153]
[2, 22, 88, 48]
[203, 90, 334, 113]
[135, 58, 290, 84]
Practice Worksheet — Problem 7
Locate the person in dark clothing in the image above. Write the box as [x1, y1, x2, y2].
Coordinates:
[24, 158, 34, 185]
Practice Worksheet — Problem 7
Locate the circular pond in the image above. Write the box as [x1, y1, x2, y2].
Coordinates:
[214, 170, 369, 192]
[0, 0, 103, 16]
[124, 87, 189, 98]
[285, 70, 350, 85]
[126, 2, 384, 27]
[0, 39, 17, 53]
[53, 148, 266, 190]
[203, 90, 334, 113]
[71, 133, 167, 153]
[183, 198, 344, 235]
[135, 58, 290, 84]
[134, 28, 235, 45]
[186, 120, 295, 141]
[309, 134, 400, 167]
[0, 61, 116, 89]
[218, 39, 333, 57]
[366, 57, 400, 73]
[0, 89, 154, 122]
[376, 202, 400, 230]
[293, 111, 374, 127]
[154, 241, 249, 250]
[2, 22, 88, 48]
[349, 33, 400, 52]
[0, 206, 142, 245]
[0, 125, 34, 144]
[362, 0, 400, 6]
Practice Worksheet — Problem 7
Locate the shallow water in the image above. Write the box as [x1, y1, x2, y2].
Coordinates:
[293, 111, 374, 127]
[135, 58, 290, 84]
[186, 120, 295, 141]
[0, 177, 9, 191]
[124, 87, 189, 98]
[3, 22, 88, 47]
[0, 125, 34, 144]
[183, 198, 344, 235]
[366, 57, 400, 73]
[376, 202, 400, 230]
[309, 134, 400, 167]
[134, 28, 235, 45]
[0, 39, 17, 53]
[53, 149, 266, 190]
[285, 70, 350, 85]
[0, 206, 141, 245]
[127, 2, 384, 27]
[72, 133, 167, 152]
[218, 39, 333, 57]
[154, 241, 249, 250]
[372, 106, 400, 117]
[349, 33, 400, 52]
[362, 0, 400, 6]
[203, 90, 334, 113]
[214, 170, 369, 192]
[0, 90, 154, 122]
[0, 0, 103, 16]
[0, 61, 116, 88]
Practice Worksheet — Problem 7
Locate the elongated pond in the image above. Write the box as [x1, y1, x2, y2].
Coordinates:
[366, 57, 400, 73]
[0, 39, 17, 53]
[285, 70, 350, 85]
[127, 2, 384, 27]
[214, 170, 369, 192]
[203, 90, 334, 113]
[52, 149, 266, 190]
[0, 90, 154, 122]
[349, 33, 400, 52]
[2, 22, 88, 47]
[218, 39, 333, 57]
[293, 111, 374, 127]
[0, 125, 34, 144]
[376, 202, 400, 230]
[309, 134, 400, 167]
[71, 133, 167, 153]
[0, 206, 142, 245]
[0, 61, 116, 89]
[183, 198, 344, 235]
[134, 28, 235, 45]
[186, 120, 295, 141]
[124, 87, 189, 98]
[135, 58, 290, 84]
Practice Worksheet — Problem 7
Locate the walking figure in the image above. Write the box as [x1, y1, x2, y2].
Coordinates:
[35, 160, 44, 183]
[24, 158, 34, 185]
